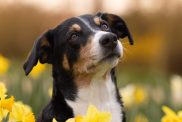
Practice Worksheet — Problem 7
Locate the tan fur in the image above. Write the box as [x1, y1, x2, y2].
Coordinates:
[39, 38, 50, 62]
[62, 54, 70, 70]
[75, 74, 92, 87]
[70, 24, 81, 31]
[73, 43, 93, 74]
[106, 15, 115, 25]
[41, 53, 48, 62]
[40, 38, 50, 47]
[73, 36, 97, 86]
[94, 17, 101, 25]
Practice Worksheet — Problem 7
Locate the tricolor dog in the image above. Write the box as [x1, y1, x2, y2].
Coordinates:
[23, 12, 134, 122]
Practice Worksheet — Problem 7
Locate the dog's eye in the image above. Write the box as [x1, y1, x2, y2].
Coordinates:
[71, 33, 79, 40]
[101, 23, 109, 31]
[69, 33, 80, 49]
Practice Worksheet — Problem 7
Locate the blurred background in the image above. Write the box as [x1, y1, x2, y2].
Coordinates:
[0, 0, 182, 122]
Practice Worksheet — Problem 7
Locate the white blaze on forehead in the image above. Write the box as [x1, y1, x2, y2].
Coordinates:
[76, 17, 96, 32]
[89, 31, 109, 60]
[93, 31, 110, 42]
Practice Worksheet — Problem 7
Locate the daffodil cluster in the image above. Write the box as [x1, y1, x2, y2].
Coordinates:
[0, 82, 35, 122]
[161, 106, 182, 122]
[53, 105, 111, 122]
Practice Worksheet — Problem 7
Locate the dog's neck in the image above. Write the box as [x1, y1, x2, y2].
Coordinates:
[51, 66, 124, 122]
[74, 68, 112, 88]
[52, 64, 114, 101]
[64, 68, 123, 122]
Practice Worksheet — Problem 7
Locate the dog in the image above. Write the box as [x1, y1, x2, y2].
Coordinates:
[23, 12, 133, 122]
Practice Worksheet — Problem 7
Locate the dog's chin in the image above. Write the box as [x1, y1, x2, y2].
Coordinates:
[101, 53, 120, 67]
[101, 43, 122, 64]
[85, 53, 120, 74]
[102, 52, 120, 62]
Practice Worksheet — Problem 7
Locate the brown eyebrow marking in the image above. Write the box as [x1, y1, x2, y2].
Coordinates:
[94, 17, 101, 25]
[70, 24, 81, 31]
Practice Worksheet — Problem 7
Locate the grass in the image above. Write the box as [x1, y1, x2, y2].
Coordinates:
[0, 61, 182, 122]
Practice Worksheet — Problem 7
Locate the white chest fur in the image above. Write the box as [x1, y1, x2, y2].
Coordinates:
[66, 75, 123, 122]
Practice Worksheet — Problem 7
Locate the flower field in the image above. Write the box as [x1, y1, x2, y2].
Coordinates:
[0, 54, 182, 122]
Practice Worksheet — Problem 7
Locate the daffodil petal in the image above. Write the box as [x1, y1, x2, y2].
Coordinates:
[30, 61, 46, 78]
[86, 105, 98, 118]
[52, 118, 58, 122]
[0, 54, 10, 75]
[0, 96, 14, 112]
[178, 111, 182, 121]
[0, 82, 7, 99]
[177, 111, 182, 117]
[98, 112, 112, 122]
[66, 118, 76, 122]
[162, 106, 177, 117]
[65, 105, 112, 122]
[9, 101, 35, 122]
[0, 108, 8, 121]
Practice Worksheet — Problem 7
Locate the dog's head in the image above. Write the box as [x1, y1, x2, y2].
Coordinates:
[23, 13, 133, 76]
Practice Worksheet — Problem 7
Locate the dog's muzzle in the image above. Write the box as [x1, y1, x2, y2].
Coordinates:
[99, 33, 117, 49]
[99, 33, 121, 59]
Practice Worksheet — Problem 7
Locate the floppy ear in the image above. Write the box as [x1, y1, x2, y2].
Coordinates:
[98, 12, 134, 45]
[23, 30, 54, 75]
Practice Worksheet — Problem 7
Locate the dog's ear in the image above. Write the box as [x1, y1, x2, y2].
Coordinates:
[23, 30, 54, 75]
[97, 12, 134, 45]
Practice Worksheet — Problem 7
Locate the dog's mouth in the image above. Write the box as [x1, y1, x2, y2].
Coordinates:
[101, 48, 121, 62]
[85, 47, 122, 72]
[86, 52, 120, 70]
[104, 52, 121, 59]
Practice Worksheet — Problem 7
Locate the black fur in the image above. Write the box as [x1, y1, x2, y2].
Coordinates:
[23, 13, 133, 122]
[111, 68, 126, 122]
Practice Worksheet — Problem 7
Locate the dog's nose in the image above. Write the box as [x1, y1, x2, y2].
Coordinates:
[99, 33, 117, 49]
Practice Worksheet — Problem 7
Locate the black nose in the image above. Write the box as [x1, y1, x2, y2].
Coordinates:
[99, 34, 117, 49]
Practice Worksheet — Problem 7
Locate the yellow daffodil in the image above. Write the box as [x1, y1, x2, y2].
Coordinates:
[0, 82, 7, 99]
[178, 111, 182, 120]
[0, 54, 10, 75]
[0, 108, 8, 121]
[30, 61, 46, 78]
[134, 114, 149, 122]
[48, 87, 52, 97]
[66, 116, 83, 122]
[0, 96, 14, 112]
[0, 82, 14, 112]
[119, 84, 147, 107]
[161, 106, 182, 122]
[119, 85, 135, 107]
[0, 82, 14, 121]
[134, 87, 147, 104]
[66, 105, 111, 122]
[53, 118, 58, 122]
[9, 101, 35, 122]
